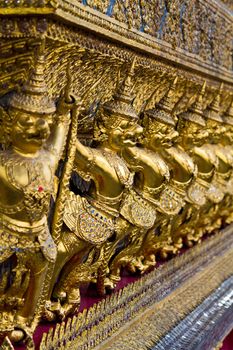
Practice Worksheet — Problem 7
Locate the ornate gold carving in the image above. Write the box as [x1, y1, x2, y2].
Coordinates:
[75, 0, 233, 70]
[0, 1, 232, 348]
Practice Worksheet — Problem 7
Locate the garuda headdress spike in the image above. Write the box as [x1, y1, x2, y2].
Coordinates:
[102, 57, 138, 120]
[145, 76, 178, 126]
[203, 83, 224, 123]
[9, 39, 56, 114]
[179, 81, 206, 127]
[223, 95, 233, 126]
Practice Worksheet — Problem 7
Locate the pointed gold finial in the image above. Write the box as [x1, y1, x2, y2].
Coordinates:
[191, 81, 206, 113]
[223, 94, 233, 125]
[114, 56, 136, 102]
[102, 57, 139, 120]
[200, 81, 206, 96]
[160, 75, 178, 102]
[204, 82, 224, 123]
[145, 76, 178, 126]
[179, 81, 206, 126]
[9, 39, 56, 114]
[128, 56, 136, 77]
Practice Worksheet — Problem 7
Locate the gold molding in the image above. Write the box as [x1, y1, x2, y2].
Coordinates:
[0, 1, 232, 84]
